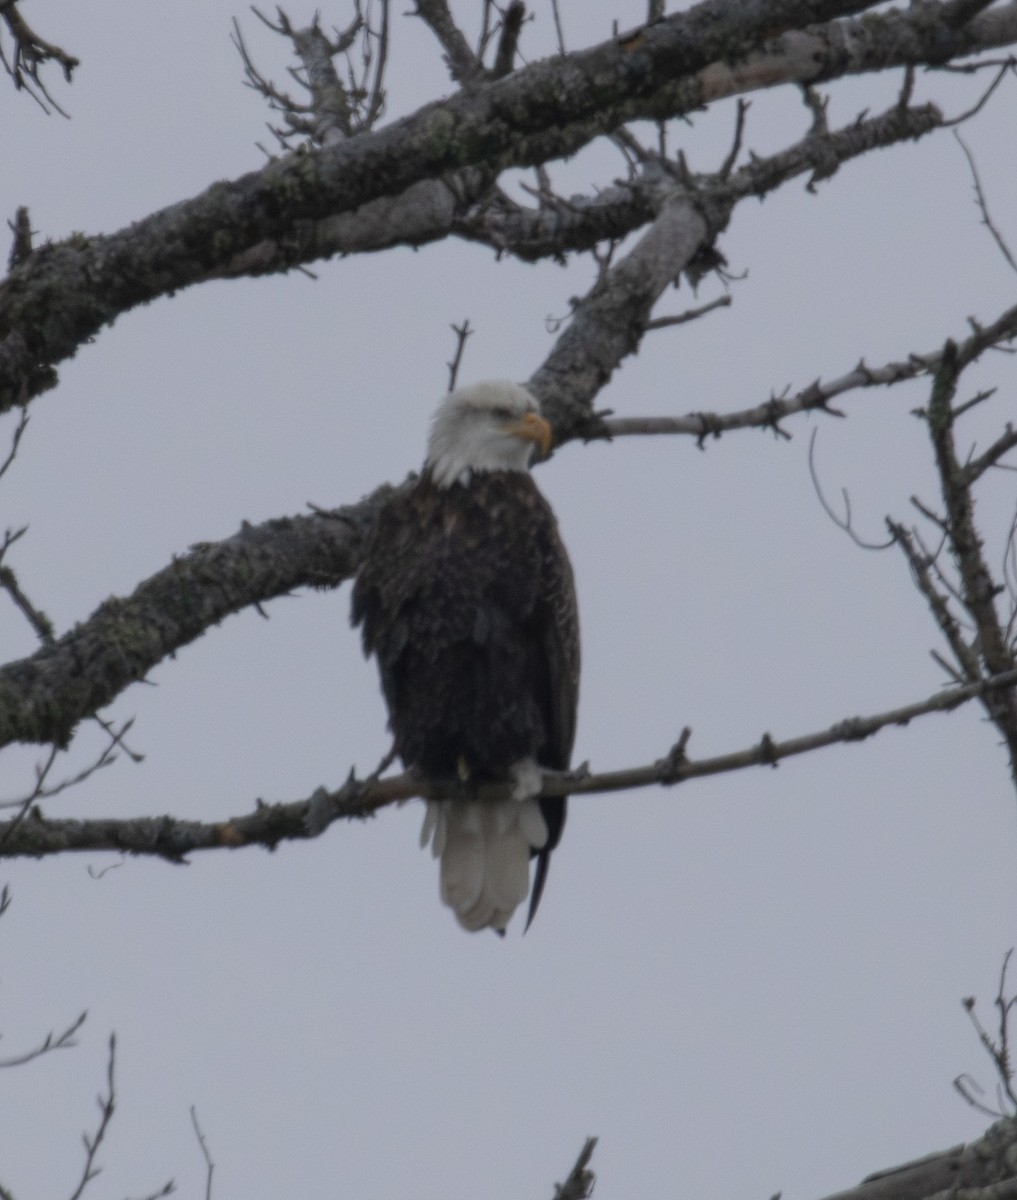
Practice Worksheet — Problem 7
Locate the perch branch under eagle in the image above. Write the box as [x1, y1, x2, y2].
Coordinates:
[352, 381, 580, 932]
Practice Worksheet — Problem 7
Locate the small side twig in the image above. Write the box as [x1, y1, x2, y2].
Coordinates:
[0, 2, 77, 116]
[718, 98, 750, 177]
[554, 1138, 598, 1200]
[0, 559, 54, 643]
[550, 0, 567, 56]
[66, 1034, 116, 1200]
[953, 129, 1017, 274]
[191, 1107, 215, 1200]
[447, 319, 473, 391]
[6, 207, 32, 270]
[808, 429, 895, 550]
[414, 0, 478, 83]
[0, 1009, 87, 1069]
[943, 57, 1014, 126]
[0, 407, 29, 482]
[645, 295, 731, 330]
[956, 950, 1017, 1116]
[492, 1, 526, 77]
[889, 519, 981, 683]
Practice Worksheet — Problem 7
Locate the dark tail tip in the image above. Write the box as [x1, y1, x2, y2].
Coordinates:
[524, 847, 552, 933]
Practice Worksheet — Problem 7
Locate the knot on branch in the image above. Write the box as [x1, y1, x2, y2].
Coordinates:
[758, 732, 778, 766]
[656, 727, 691, 784]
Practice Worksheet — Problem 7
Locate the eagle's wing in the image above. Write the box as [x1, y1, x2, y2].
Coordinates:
[526, 489, 580, 929]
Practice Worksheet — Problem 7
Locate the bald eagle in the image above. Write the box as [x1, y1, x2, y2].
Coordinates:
[351, 381, 580, 932]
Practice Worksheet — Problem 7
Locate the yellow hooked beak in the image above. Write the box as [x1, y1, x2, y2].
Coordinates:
[504, 411, 553, 458]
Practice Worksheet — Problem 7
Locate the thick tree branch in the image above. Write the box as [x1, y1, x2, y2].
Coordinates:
[2, 671, 1013, 860]
[0, 501, 378, 749]
[1, 0, 1004, 415]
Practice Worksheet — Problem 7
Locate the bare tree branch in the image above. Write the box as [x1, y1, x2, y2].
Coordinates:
[492, 1, 526, 77]
[190, 1107, 214, 1200]
[446, 319, 473, 391]
[414, 0, 480, 83]
[810, 429, 896, 550]
[1, 670, 1013, 862]
[954, 129, 1017, 272]
[66, 1034, 116, 1200]
[0, 502, 376, 748]
[0, 405, 28, 481]
[2, 0, 1007, 416]
[962, 424, 1017, 485]
[0, 2, 77, 116]
[600, 300, 1017, 445]
[0, 558, 54, 643]
[919, 343, 1017, 781]
[0, 1009, 87, 1069]
[0, 717, 140, 818]
[958, 951, 1017, 1116]
[889, 520, 982, 683]
[554, 1139, 597, 1200]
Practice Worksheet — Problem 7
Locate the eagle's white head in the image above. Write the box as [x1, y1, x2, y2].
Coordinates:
[425, 380, 553, 488]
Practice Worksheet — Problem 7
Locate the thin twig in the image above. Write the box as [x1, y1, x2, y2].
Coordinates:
[954, 129, 1017, 273]
[0, 1009, 87, 1069]
[922, 343, 1017, 778]
[809, 429, 895, 550]
[66, 1034, 116, 1200]
[645, 295, 731, 330]
[0, 407, 28, 481]
[943, 58, 1014, 126]
[962, 424, 1017, 484]
[718, 98, 750, 177]
[447, 319, 473, 390]
[550, 0, 566, 56]
[191, 1107, 215, 1200]
[0, 2, 77, 116]
[889, 519, 981, 682]
[0, 717, 140, 814]
[958, 951, 1017, 1116]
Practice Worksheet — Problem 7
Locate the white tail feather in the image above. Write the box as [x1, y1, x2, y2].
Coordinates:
[422, 797, 549, 932]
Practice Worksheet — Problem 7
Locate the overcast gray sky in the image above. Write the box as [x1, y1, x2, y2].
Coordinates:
[2, 2, 1017, 1198]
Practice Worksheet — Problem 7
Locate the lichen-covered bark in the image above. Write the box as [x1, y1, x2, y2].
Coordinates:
[0, 500, 378, 748]
[0, 0, 984, 415]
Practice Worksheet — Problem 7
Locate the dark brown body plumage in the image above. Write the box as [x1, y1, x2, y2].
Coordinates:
[351, 469, 579, 924]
